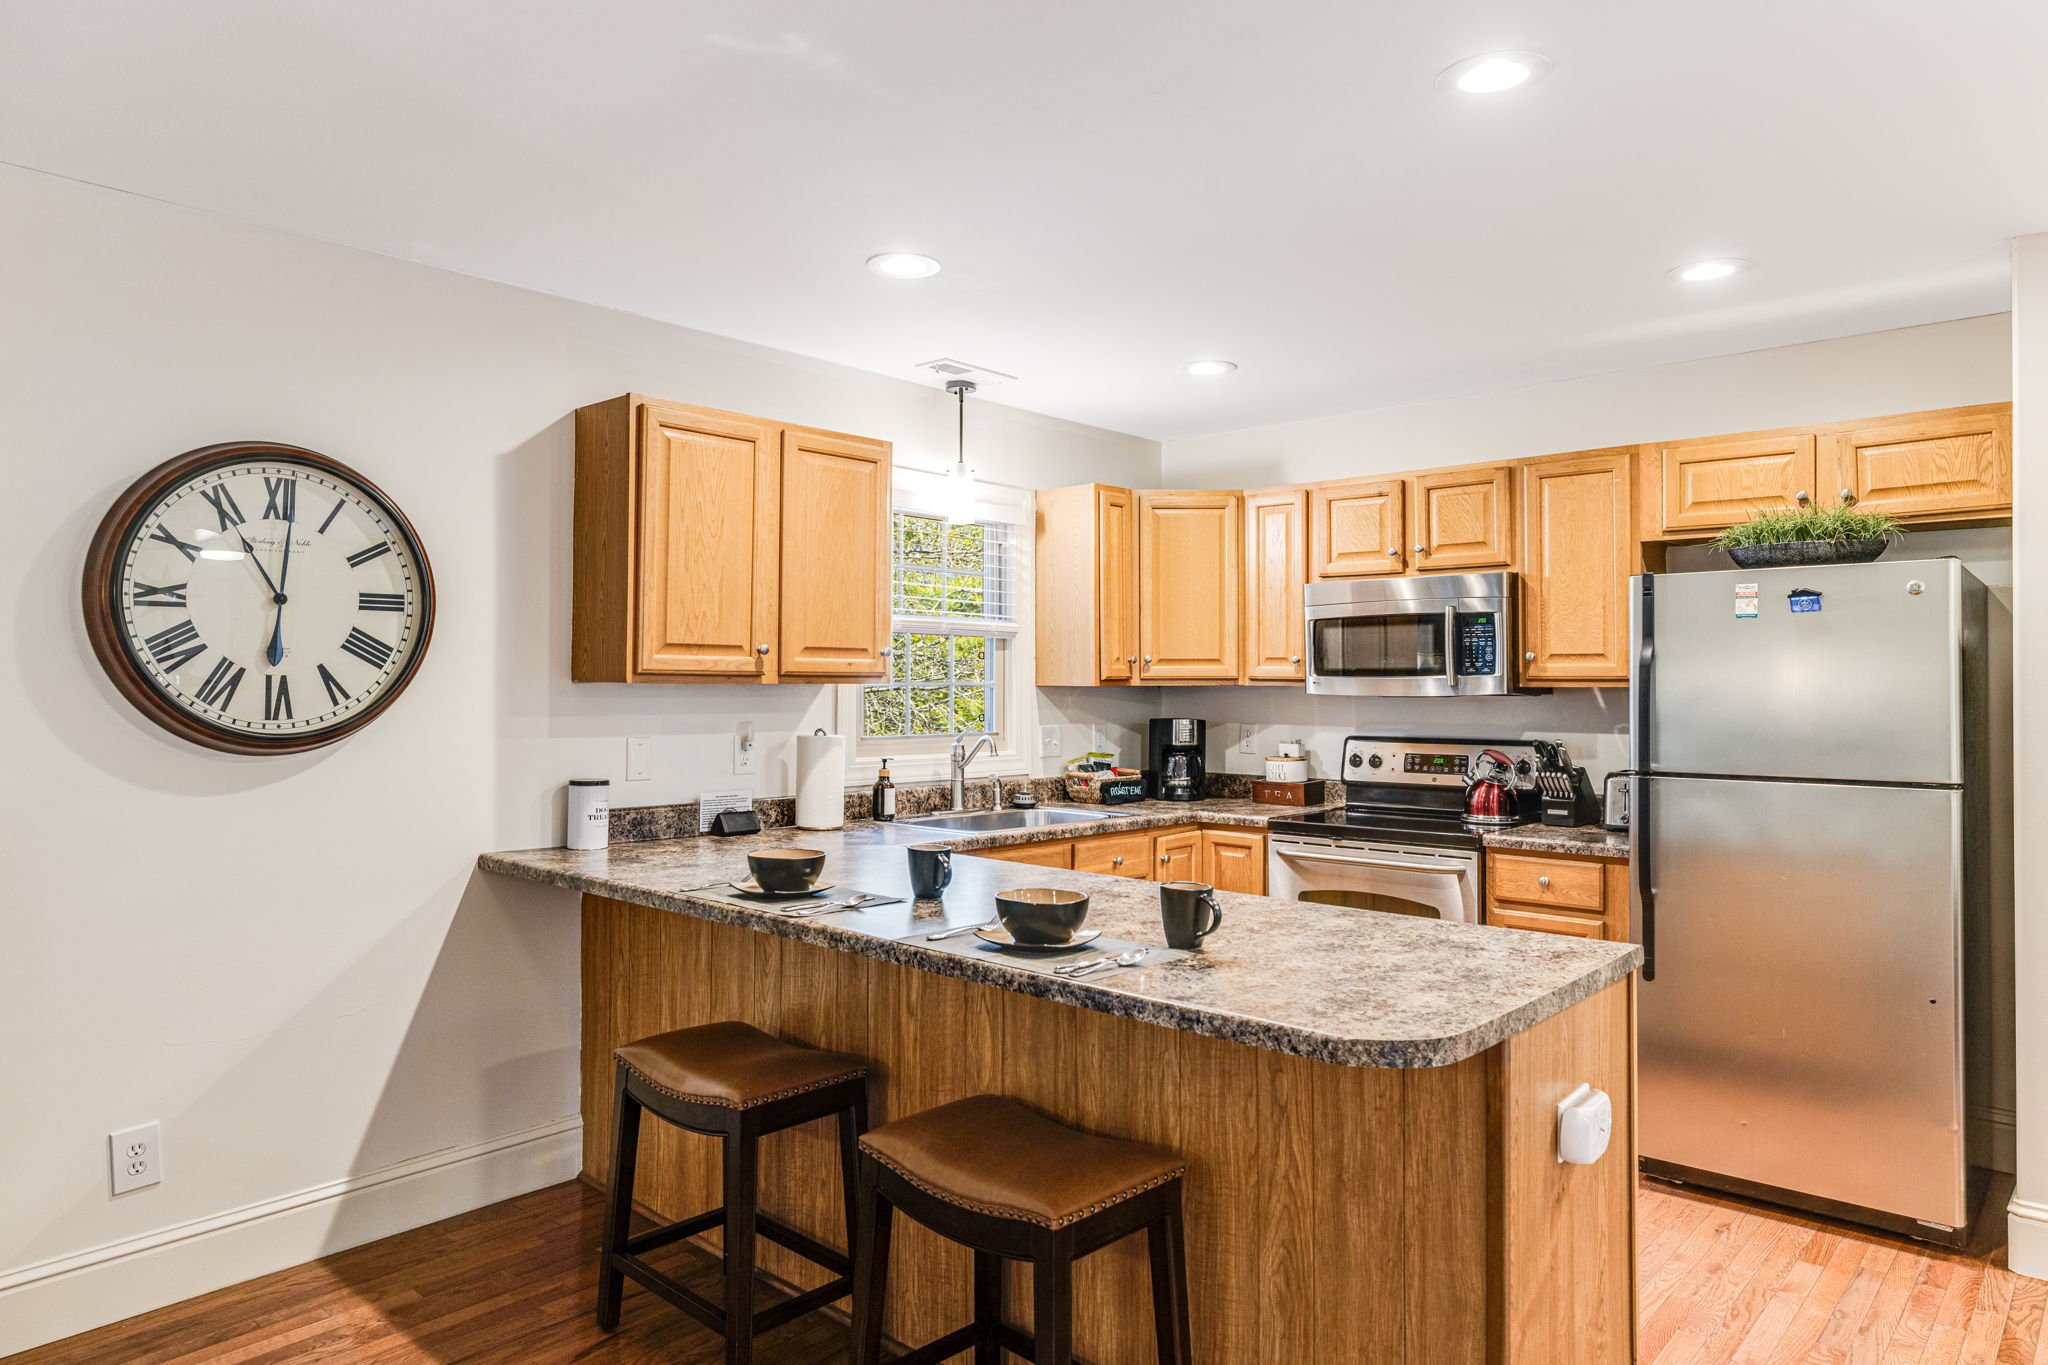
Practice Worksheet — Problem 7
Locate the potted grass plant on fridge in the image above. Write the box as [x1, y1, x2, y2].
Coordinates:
[1712, 498, 1904, 568]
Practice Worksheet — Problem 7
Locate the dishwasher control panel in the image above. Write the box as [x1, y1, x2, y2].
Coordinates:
[1341, 736, 1542, 790]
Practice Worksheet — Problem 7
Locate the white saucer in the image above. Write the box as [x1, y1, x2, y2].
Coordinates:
[972, 925, 1101, 953]
[728, 879, 837, 899]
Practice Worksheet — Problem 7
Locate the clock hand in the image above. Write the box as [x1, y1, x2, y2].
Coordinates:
[266, 507, 296, 667]
[234, 528, 284, 597]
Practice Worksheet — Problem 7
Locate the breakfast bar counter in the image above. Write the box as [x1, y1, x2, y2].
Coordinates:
[481, 814, 1640, 1364]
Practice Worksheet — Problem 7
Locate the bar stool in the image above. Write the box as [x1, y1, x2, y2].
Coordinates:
[596, 1020, 869, 1364]
[850, 1094, 1192, 1365]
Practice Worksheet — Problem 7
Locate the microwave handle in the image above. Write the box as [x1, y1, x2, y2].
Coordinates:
[1444, 605, 1459, 682]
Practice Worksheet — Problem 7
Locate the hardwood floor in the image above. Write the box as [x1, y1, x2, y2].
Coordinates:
[12, 1178, 2045, 1363]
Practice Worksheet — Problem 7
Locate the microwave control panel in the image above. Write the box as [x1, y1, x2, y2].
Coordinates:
[1454, 613, 1499, 677]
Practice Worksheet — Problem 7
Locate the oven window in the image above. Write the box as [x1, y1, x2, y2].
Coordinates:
[1310, 613, 1447, 678]
[1299, 889, 1443, 919]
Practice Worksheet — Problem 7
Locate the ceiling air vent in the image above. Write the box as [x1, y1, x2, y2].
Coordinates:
[917, 357, 1017, 387]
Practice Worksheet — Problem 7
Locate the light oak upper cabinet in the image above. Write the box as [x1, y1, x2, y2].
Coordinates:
[571, 395, 890, 683]
[1653, 432, 1816, 535]
[1822, 405, 2011, 520]
[1408, 465, 1514, 571]
[1034, 484, 1140, 686]
[1242, 489, 1308, 682]
[778, 427, 891, 679]
[1137, 491, 1242, 682]
[1520, 450, 1632, 686]
[1309, 477, 1406, 578]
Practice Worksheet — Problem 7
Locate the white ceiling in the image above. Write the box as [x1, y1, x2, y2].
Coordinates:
[3, 2, 2043, 439]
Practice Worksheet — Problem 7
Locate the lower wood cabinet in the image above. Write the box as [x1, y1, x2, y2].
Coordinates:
[1484, 850, 1629, 940]
[963, 825, 1266, 893]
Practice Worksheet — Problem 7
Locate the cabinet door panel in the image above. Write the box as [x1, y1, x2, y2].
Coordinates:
[1152, 828, 1201, 881]
[1097, 487, 1138, 682]
[1309, 478, 1405, 577]
[1201, 829, 1266, 894]
[1137, 492, 1241, 681]
[1409, 467, 1513, 570]
[635, 403, 779, 678]
[1824, 407, 2011, 519]
[1242, 489, 1307, 681]
[975, 840, 1074, 868]
[1072, 832, 1153, 879]
[1486, 903, 1607, 939]
[779, 428, 890, 678]
[1520, 450, 1631, 684]
[1657, 433, 1816, 533]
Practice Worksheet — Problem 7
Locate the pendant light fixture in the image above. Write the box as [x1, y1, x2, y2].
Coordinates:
[942, 378, 979, 524]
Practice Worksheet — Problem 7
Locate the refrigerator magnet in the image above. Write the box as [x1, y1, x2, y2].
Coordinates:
[1789, 589, 1823, 614]
[1734, 583, 1759, 618]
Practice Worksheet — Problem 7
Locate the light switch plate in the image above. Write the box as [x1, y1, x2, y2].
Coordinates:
[625, 737, 652, 782]
[1039, 725, 1061, 757]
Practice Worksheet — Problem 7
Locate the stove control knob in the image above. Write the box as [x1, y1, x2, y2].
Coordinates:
[1348, 751, 1365, 769]
[1367, 753, 1384, 769]
[1514, 759, 1532, 776]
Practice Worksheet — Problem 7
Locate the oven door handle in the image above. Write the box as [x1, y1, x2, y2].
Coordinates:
[1273, 848, 1471, 876]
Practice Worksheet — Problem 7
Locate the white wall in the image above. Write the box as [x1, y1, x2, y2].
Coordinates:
[2007, 235, 2048, 1274]
[0, 163, 1160, 1351]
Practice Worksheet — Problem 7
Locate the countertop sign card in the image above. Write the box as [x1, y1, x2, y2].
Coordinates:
[699, 789, 753, 834]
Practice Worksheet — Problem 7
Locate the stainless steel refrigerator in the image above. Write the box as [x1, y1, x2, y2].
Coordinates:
[1630, 558, 1988, 1245]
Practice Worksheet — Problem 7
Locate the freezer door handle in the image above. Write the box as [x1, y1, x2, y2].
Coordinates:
[1633, 775, 1654, 981]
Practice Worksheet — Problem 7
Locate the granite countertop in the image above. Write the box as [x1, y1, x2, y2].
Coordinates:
[479, 802, 1640, 1071]
[1481, 823, 1631, 857]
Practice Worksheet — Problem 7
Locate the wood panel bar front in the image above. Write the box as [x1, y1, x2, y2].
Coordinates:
[580, 893, 1637, 1364]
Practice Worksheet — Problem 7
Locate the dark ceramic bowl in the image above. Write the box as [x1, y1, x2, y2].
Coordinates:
[747, 848, 826, 894]
[994, 887, 1091, 945]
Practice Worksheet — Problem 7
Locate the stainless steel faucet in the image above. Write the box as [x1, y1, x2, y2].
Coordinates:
[949, 733, 996, 811]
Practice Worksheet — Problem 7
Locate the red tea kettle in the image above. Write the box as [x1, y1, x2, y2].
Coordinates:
[1462, 749, 1520, 825]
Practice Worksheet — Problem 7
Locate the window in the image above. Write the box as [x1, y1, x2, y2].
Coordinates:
[860, 512, 1014, 743]
[839, 475, 1032, 779]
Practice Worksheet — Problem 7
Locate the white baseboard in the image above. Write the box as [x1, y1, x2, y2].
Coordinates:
[0, 1115, 582, 1357]
[1973, 1103, 2018, 1174]
[2011, 1196, 2048, 1279]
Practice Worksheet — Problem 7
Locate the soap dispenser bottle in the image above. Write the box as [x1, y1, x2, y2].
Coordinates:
[872, 759, 895, 822]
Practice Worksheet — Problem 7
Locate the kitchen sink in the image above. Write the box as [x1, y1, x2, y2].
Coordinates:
[898, 807, 1120, 832]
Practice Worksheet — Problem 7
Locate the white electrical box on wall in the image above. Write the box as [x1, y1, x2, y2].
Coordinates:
[1555, 1084, 1613, 1165]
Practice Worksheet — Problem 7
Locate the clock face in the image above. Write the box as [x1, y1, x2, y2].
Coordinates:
[86, 444, 434, 753]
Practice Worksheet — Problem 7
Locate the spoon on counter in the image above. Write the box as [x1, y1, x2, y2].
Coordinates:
[1056, 949, 1147, 978]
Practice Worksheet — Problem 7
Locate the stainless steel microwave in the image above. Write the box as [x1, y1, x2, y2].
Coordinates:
[1303, 572, 1516, 697]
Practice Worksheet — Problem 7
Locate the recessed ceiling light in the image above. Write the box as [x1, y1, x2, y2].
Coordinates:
[1437, 51, 1553, 95]
[1183, 360, 1238, 377]
[866, 251, 942, 279]
[1669, 258, 1751, 283]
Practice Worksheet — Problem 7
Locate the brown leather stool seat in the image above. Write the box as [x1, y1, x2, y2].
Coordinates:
[617, 1021, 867, 1110]
[598, 1021, 869, 1365]
[852, 1094, 1192, 1365]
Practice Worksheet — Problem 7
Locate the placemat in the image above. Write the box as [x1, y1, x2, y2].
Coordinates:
[907, 930, 1185, 980]
[687, 885, 916, 936]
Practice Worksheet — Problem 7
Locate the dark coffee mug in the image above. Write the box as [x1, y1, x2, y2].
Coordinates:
[907, 844, 953, 900]
[1160, 881, 1223, 949]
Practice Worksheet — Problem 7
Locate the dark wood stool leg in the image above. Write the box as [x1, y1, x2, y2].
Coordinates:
[837, 1094, 866, 1263]
[851, 1161, 894, 1365]
[596, 1068, 641, 1332]
[1031, 1231, 1075, 1365]
[1147, 1191, 1193, 1365]
[973, 1249, 1004, 1364]
[722, 1123, 760, 1365]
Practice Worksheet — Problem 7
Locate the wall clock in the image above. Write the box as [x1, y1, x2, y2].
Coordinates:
[82, 441, 435, 754]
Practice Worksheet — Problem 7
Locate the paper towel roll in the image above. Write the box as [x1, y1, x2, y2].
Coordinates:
[795, 730, 846, 830]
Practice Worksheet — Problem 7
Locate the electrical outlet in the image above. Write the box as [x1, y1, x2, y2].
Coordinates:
[1039, 725, 1061, 757]
[1237, 724, 1257, 756]
[733, 733, 757, 776]
[110, 1122, 161, 1195]
[1090, 724, 1107, 751]
[625, 737, 652, 782]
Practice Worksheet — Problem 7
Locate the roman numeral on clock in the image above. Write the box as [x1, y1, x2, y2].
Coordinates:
[317, 500, 344, 534]
[144, 619, 206, 671]
[199, 484, 245, 530]
[340, 627, 395, 669]
[345, 541, 392, 569]
[358, 591, 406, 612]
[262, 477, 297, 522]
[264, 673, 293, 721]
[132, 581, 189, 607]
[148, 524, 202, 562]
[193, 657, 246, 710]
[318, 663, 350, 706]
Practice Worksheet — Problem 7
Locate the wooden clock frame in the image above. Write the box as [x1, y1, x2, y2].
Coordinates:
[81, 441, 437, 755]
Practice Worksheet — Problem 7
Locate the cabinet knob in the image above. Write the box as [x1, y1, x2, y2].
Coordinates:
[1413, 543, 1427, 554]
[1144, 655, 1153, 665]
[1127, 655, 1137, 666]
[1111, 856, 1124, 867]
[1160, 852, 1172, 864]
[1289, 655, 1301, 664]
[879, 646, 894, 657]
[1839, 488, 1856, 503]
[1385, 547, 1399, 557]
[1525, 650, 1536, 662]
[1538, 875, 1551, 888]
[756, 643, 771, 656]
[1795, 489, 1810, 504]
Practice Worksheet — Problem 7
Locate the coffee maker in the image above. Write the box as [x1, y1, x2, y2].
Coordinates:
[1146, 718, 1207, 802]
